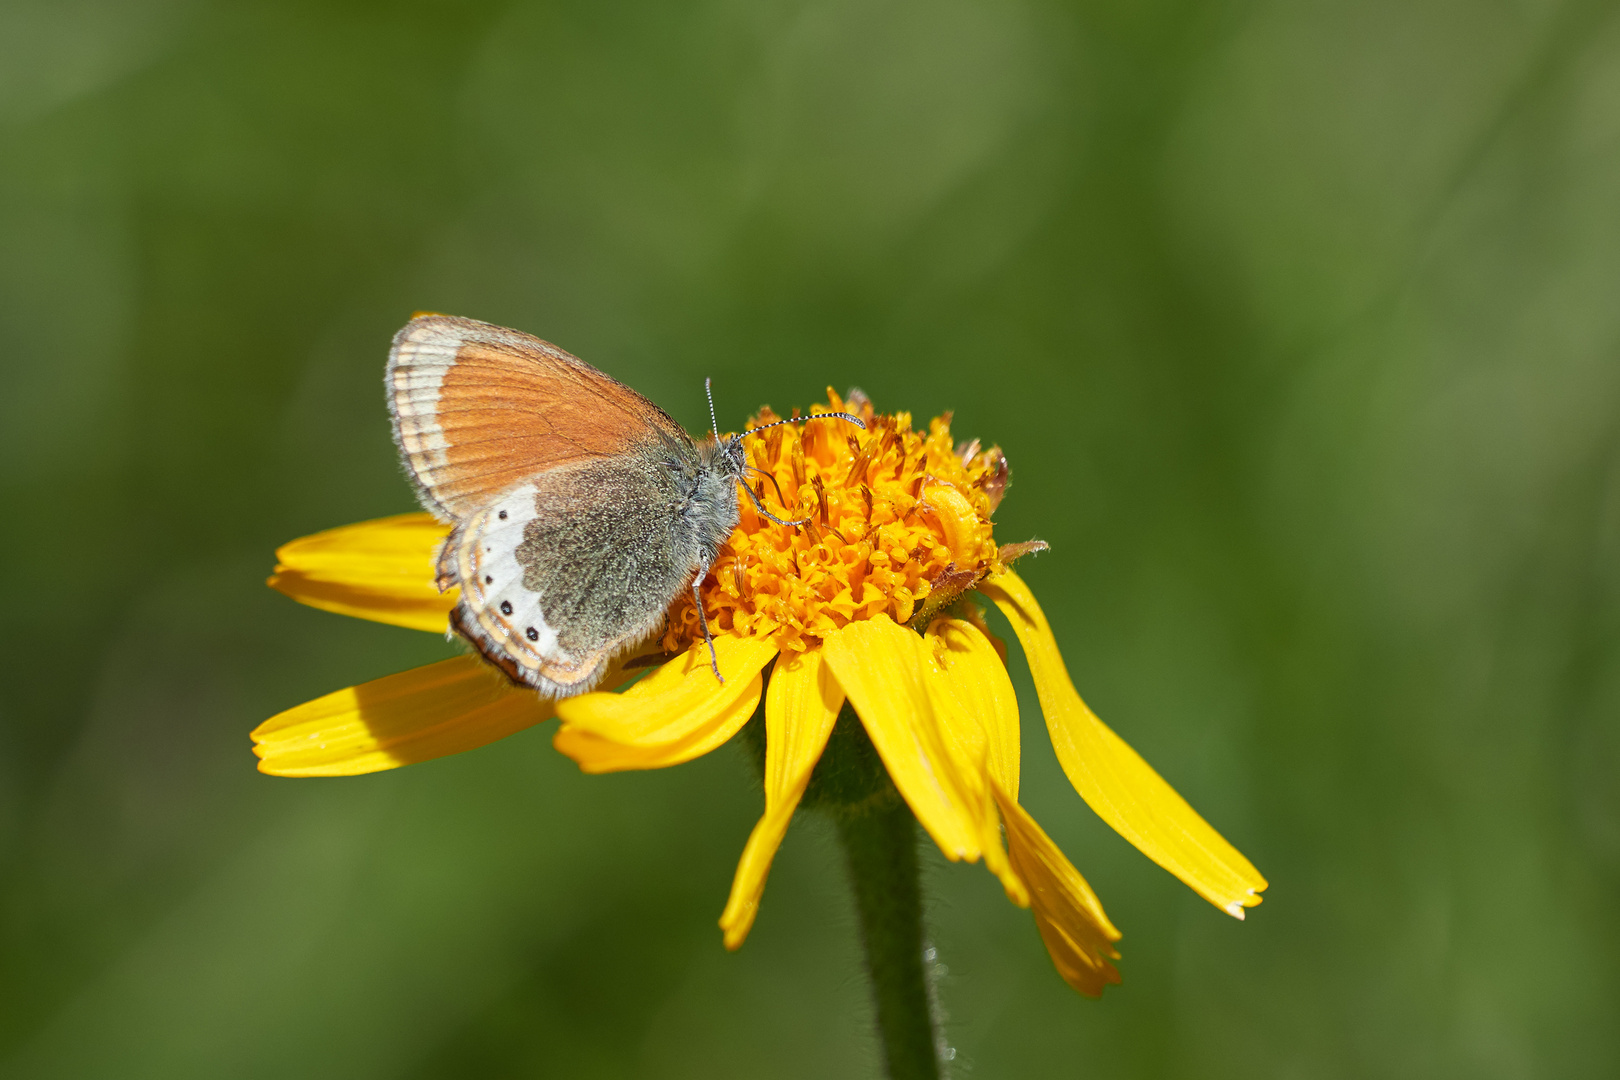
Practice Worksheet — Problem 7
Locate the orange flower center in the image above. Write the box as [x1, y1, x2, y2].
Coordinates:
[663, 390, 1009, 656]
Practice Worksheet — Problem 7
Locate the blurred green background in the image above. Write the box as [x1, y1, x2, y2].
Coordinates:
[3, 0, 1618, 1076]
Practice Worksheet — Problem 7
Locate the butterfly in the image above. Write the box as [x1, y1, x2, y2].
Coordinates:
[387, 314, 861, 697]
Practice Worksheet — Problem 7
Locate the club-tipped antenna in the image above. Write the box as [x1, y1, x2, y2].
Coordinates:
[733, 413, 865, 527]
[704, 376, 864, 441]
[700, 385, 863, 527]
[739, 412, 865, 440]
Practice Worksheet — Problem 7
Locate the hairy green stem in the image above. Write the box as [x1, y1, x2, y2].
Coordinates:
[747, 702, 942, 1079]
[835, 792, 940, 1079]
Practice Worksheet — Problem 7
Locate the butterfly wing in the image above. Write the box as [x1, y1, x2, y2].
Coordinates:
[387, 314, 707, 695]
[438, 453, 705, 695]
[388, 313, 689, 520]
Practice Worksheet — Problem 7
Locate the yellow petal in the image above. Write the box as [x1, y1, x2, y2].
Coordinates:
[927, 615, 1122, 988]
[550, 698, 757, 773]
[252, 656, 546, 776]
[719, 648, 843, 949]
[926, 617, 1022, 797]
[922, 618, 1028, 905]
[552, 635, 778, 774]
[1030, 907, 1122, 998]
[996, 783, 1122, 997]
[268, 513, 456, 633]
[819, 617, 982, 862]
[981, 571, 1268, 918]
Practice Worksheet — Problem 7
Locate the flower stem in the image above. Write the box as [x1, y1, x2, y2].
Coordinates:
[792, 705, 942, 1079]
[835, 792, 941, 1080]
[741, 698, 945, 1078]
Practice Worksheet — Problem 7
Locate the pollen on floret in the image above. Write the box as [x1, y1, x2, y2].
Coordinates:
[663, 389, 1011, 655]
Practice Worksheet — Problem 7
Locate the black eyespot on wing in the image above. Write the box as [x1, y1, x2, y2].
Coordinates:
[499, 510, 508, 519]
[500, 600, 513, 615]
[526, 627, 539, 641]
[484, 575, 493, 584]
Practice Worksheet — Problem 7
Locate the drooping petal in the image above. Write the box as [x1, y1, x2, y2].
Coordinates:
[719, 648, 843, 949]
[980, 571, 1268, 918]
[1030, 914, 1120, 998]
[552, 636, 778, 774]
[927, 615, 1125, 988]
[268, 513, 455, 632]
[819, 617, 982, 862]
[995, 783, 1122, 997]
[922, 618, 1028, 905]
[926, 617, 1021, 796]
[253, 656, 545, 776]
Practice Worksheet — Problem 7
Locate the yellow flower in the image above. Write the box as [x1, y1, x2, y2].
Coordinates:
[256, 391, 1266, 996]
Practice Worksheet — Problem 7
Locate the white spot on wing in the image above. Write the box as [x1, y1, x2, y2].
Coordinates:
[463, 486, 562, 662]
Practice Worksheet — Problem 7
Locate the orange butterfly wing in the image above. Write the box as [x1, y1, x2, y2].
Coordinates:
[387, 314, 690, 519]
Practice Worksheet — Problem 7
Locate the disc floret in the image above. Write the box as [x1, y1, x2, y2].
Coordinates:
[663, 389, 1011, 656]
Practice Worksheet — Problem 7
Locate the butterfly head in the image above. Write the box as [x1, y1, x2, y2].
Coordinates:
[700, 377, 866, 531]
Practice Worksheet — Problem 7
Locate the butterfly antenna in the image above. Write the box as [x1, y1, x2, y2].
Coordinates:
[705, 377, 720, 440]
[738, 412, 865, 440]
[731, 413, 864, 527]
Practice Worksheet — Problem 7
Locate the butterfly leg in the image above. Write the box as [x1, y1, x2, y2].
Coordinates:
[693, 567, 723, 684]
